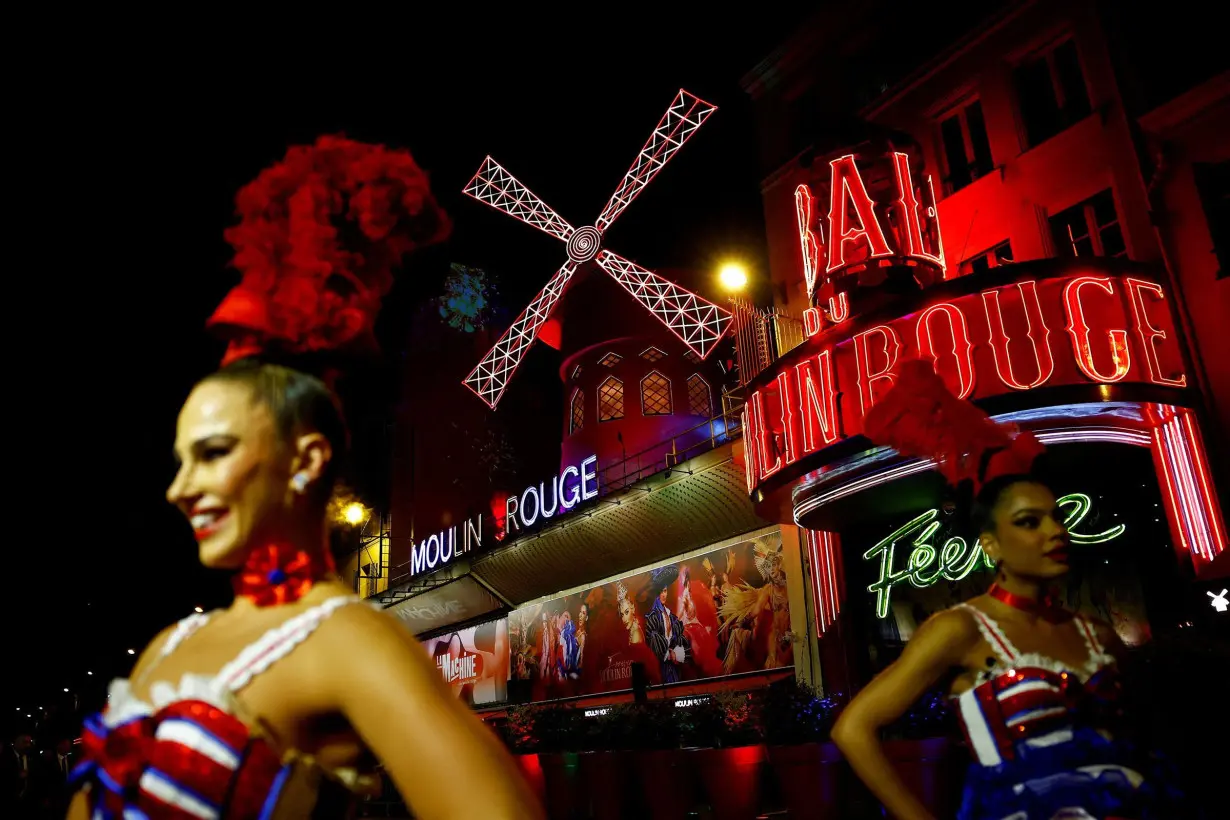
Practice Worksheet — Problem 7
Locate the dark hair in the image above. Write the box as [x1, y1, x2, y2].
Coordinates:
[198, 358, 350, 497]
[971, 473, 1054, 534]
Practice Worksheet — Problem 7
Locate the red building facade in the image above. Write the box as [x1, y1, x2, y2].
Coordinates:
[739, 0, 1228, 702]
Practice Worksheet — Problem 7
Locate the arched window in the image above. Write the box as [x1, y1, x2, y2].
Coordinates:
[598, 376, 624, 422]
[640, 346, 666, 362]
[570, 389, 584, 434]
[640, 371, 673, 416]
[686, 374, 711, 417]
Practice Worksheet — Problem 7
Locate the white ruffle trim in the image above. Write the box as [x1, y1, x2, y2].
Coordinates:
[102, 674, 232, 729]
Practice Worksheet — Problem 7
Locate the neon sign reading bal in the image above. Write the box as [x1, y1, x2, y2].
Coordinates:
[864, 493, 1126, 618]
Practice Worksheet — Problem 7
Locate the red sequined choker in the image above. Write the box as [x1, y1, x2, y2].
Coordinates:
[233, 544, 336, 607]
[987, 582, 1061, 620]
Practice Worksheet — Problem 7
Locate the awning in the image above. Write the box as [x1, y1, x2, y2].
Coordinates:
[384, 575, 505, 636]
[470, 442, 769, 604]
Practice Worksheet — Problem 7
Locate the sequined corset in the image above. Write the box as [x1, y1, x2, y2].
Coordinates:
[952, 603, 1122, 768]
[73, 596, 364, 820]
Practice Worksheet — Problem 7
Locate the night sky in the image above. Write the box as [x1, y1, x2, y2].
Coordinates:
[8, 12, 813, 730]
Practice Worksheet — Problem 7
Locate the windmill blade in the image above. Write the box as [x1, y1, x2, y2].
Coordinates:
[463, 157, 575, 243]
[462, 260, 580, 409]
[595, 250, 731, 359]
[594, 90, 718, 234]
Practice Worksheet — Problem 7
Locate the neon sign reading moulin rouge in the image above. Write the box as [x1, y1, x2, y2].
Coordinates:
[411, 455, 600, 576]
[865, 493, 1126, 618]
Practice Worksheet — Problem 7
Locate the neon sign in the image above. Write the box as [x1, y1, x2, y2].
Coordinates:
[742, 267, 1188, 498]
[794, 151, 946, 324]
[411, 454, 599, 577]
[864, 493, 1128, 618]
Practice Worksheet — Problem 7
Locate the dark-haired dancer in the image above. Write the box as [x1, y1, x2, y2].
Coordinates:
[68, 137, 543, 820]
[832, 361, 1179, 820]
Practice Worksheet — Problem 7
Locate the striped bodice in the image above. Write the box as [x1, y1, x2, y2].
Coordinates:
[953, 603, 1117, 768]
[73, 596, 359, 820]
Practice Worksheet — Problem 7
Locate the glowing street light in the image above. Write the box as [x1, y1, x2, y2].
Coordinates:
[342, 502, 368, 526]
[127, 649, 136, 655]
[87, 671, 93, 676]
[194, 606, 204, 613]
[718, 262, 749, 292]
[63, 688, 69, 693]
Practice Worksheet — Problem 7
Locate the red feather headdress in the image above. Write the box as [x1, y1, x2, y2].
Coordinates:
[862, 359, 1045, 491]
[209, 135, 450, 366]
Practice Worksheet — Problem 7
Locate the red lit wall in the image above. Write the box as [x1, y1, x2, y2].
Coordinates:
[747, 0, 1229, 474]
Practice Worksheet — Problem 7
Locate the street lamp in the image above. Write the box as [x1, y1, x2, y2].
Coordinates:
[718, 262, 749, 292]
[342, 502, 368, 526]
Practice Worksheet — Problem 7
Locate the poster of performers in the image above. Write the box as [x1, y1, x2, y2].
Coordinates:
[509, 531, 791, 701]
[422, 618, 511, 706]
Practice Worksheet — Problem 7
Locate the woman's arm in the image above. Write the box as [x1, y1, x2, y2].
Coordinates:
[831, 609, 980, 820]
[319, 605, 543, 820]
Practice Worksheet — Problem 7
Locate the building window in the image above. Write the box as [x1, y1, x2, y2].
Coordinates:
[1050, 190, 1126, 258]
[598, 376, 624, 422]
[1013, 38, 1092, 148]
[686, 374, 712, 417]
[683, 350, 702, 365]
[640, 371, 673, 416]
[939, 100, 994, 194]
[569, 389, 584, 434]
[1194, 161, 1229, 279]
[570, 364, 582, 380]
[598, 352, 622, 367]
[958, 240, 1014, 275]
[640, 346, 667, 362]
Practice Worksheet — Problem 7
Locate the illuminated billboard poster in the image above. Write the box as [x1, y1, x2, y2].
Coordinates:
[510, 531, 791, 702]
[422, 617, 511, 706]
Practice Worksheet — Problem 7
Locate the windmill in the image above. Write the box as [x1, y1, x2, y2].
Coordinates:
[461, 89, 732, 409]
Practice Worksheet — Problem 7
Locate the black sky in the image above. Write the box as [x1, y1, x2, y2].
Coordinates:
[7, 12, 813, 724]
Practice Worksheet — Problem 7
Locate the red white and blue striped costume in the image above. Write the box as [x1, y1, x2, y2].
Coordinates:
[72, 596, 364, 820]
[953, 603, 1156, 820]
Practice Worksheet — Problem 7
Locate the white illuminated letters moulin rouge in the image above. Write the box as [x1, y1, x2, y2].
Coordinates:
[411, 455, 599, 577]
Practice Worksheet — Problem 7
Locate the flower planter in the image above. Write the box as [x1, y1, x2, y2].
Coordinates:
[883, 737, 955, 818]
[540, 752, 583, 820]
[693, 744, 767, 820]
[513, 753, 546, 810]
[631, 749, 693, 820]
[577, 751, 624, 820]
[768, 742, 846, 820]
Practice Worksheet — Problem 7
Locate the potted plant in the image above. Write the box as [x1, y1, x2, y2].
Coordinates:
[687, 691, 766, 820]
[617, 701, 693, 820]
[500, 706, 547, 809]
[762, 680, 845, 820]
[881, 688, 961, 818]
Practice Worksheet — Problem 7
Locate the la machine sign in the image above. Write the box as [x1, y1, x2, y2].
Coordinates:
[742, 148, 1190, 501]
[411, 455, 600, 577]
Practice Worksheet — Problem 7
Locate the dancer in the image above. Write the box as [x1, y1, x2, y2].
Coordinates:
[831, 360, 1176, 820]
[68, 137, 543, 820]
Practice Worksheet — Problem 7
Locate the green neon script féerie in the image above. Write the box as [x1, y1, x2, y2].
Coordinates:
[864, 493, 1126, 618]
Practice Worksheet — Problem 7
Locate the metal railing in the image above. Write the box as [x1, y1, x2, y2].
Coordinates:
[730, 298, 806, 385]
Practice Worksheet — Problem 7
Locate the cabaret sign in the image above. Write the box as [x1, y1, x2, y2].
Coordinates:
[864, 493, 1126, 618]
[410, 455, 599, 577]
[742, 264, 1188, 498]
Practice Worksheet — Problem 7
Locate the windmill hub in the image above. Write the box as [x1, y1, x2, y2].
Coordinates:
[566, 226, 603, 263]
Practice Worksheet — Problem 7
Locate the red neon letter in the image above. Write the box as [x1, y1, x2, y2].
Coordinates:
[916, 302, 975, 398]
[827, 292, 850, 324]
[827, 155, 892, 272]
[892, 152, 945, 271]
[853, 325, 902, 418]
[795, 349, 840, 452]
[740, 407, 758, 493]
[803, 307, 824, 338]
[982, 281, 1055, 390]
[1126, 278, 1187, 387]
[795, 184, 823, 300]
[750, 389, 782, 481]
[775, 370, 802, 464]
[1063, 276, 1131, 383]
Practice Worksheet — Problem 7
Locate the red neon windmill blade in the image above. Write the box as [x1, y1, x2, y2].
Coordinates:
[461, 89, 731, 409]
